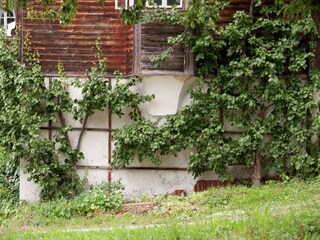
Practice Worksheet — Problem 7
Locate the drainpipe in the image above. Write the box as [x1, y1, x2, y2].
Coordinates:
[311, 37, 320, 144]
[108, 77, 112, 183]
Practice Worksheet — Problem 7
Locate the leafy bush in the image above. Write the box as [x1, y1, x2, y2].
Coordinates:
[0, 148, 19, 219]
[47, 181, 124, 218]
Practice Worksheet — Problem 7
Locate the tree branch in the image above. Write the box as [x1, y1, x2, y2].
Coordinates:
[262, 104, 275, 117]
[56, 97, 73, 154]
[76, 114, 88, 151]
[249, 0, 255, 16]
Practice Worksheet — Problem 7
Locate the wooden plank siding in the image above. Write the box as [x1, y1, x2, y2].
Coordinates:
[20, 0, 133, 76]
[218, 0, 251, 25]
[18, 0, 275, 76]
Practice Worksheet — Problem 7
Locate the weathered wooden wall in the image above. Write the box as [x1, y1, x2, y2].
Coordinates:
[20, 0, 254, 76]
[219, 0, 251, 25]
[21, 0, 133, 75]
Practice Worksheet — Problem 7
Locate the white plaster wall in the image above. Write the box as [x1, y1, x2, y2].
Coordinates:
[127, 149, 191, 168]
[77, 169, 109, 184]
[141, 75, 195, 116]
[112, 169, 195, 199]
[75, 131, 109, 167]
[20, 160, 41, 202]
[111, 75, 199, 198]
[177, 76, 198, 108]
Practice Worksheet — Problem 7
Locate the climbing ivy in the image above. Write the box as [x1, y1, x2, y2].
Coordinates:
[112, 0, 320, 184]
[0, 30, 153, 200]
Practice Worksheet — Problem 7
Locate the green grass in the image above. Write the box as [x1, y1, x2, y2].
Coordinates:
[2, 210, 320, 240]
[1, 178, 320, 239]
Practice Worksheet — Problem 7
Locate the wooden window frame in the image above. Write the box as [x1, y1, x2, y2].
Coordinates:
[116, 0, 186, 10]
[146, 0, 183, 9]
[0, 5, 16, 37]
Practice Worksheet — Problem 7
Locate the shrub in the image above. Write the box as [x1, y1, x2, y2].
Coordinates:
[48, 181, 124, 218]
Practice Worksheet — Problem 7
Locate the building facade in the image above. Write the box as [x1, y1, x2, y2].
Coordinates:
[2, 0, 254, 201]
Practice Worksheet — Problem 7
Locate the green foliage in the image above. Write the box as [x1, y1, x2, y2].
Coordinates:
[113, 0, 320, 181]
[0, 29, 153, 200]
[0, 149, 19, 200]
[1, 0, 15, 12]
[0, 29, 84, 200]
[24, 0, 76, 25]
[59, 0, 78, 25]
[280, 0, 319, 18]
[47, 181, 123, 218]
[112, 119, 162, 167]
[111, 76, 155, 121]
[121, 0, 147, 25]
[0, 149, 19, 219]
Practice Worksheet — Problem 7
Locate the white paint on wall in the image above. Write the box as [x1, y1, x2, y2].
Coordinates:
[77, 169, 109, 185]
[177, 76, 197, 108]
[111, 109, 134, 129]
[86, 109, 109, 128]
[77, 131, 109, 167]
[141, 75, 194, 116]
[127, 149, 191, 168]
[112, 169, 195, 199]
[20, 160, 41, 202]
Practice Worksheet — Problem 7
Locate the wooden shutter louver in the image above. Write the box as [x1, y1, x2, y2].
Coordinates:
[134, 23, 192, 75]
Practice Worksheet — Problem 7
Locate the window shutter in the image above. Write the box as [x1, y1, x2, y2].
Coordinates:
[134, 23, 193, 75]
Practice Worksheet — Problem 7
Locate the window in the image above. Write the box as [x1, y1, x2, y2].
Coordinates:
[115, 0, 134, 10]
[0, 8, 16, 36]
[115, 0, 183, 10]
[114, 0, 192, 75]
[147, 0, 182, 8]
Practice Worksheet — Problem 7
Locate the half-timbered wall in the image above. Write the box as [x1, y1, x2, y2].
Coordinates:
[21, 0, 289, 201]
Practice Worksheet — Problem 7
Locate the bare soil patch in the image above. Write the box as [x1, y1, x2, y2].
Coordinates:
[119, 202, 156, 215]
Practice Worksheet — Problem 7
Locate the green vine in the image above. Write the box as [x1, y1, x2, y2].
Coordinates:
[112, 0, 320, 184]
[0, 30, 153, 200]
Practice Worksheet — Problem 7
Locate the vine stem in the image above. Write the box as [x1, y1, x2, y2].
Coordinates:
[77, 114, 88, 151]
[249, 0, 255, 16]
[57, 107, 78, 196]
[251, 105, 265, 187]
[56, 97, 74, 161]
[262, 103, 274, 116]
[58, 111, 72, 148]
[252, 102, 274, 186]
[252, 149, 262, 186]
[248, 0, 263, 187]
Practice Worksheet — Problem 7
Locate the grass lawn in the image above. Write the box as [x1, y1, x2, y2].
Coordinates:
[1, 178, 320, 239]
